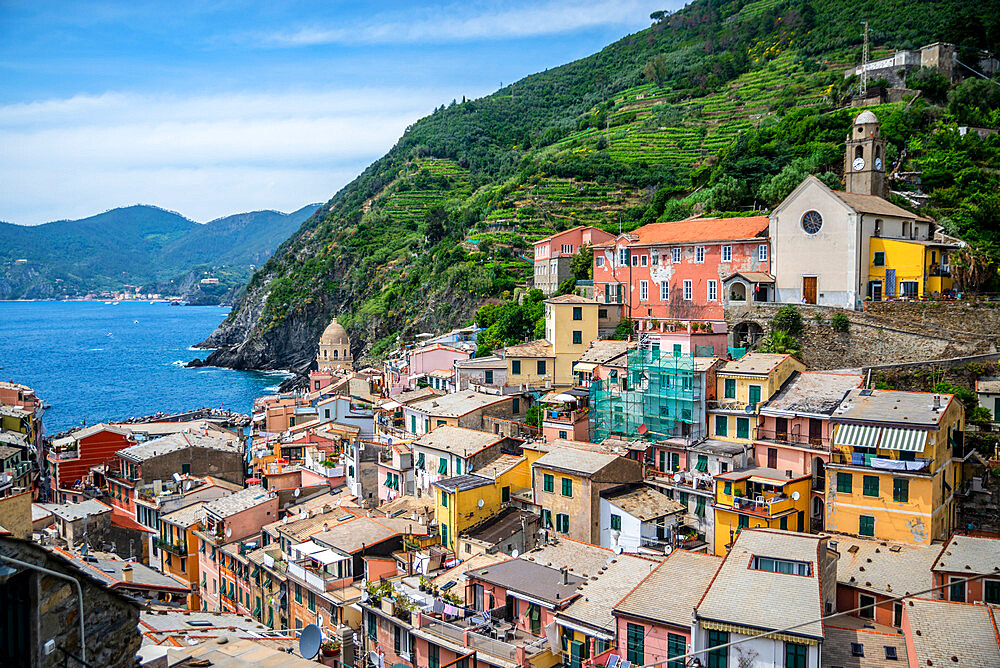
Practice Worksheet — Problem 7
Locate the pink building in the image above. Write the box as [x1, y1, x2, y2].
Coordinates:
[195, 485, 278, 612]
[612, 550, 723, 666]
[534, 226, 616, 295]
[591, 216, 771, 325]
[376, 443, 413, 503]
[754, 371, 862, 532]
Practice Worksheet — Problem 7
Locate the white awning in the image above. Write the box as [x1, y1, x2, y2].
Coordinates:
[380, 400, 402, 411]
[294, 541, 325, 557]
[312, 549, 349, 565]
[880, 427, 928, 452]
[574, 362, 597, 373]
[834, 423, 883, 448]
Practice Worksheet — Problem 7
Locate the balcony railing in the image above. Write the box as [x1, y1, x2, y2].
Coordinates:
[542, 407, 589, 424]
[287, 561, 344, 593]
[724, 494, 793, 516]
[646, 468, 714, 492]
[49, 448, 80, 460]
[707, 399, 758, 412]
[754, 427, 829, 449]
[154, 537, 188, 556]
[829, 451, 932, 473]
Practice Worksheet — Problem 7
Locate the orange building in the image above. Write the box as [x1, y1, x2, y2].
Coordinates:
[159, 501, 206, 609]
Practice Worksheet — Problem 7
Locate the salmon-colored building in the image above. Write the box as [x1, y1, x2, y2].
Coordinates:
[47, 424, 133, 502]
[534, 226, 616, 295]
[591, 217, 771, 325]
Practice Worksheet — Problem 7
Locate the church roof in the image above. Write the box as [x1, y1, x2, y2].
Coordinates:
[831, 189, 932, 222]
[319, 318, 349, 346]
[854, 109, 878, 124]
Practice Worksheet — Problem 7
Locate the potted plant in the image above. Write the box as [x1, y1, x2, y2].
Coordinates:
[321, 639, 341, 657]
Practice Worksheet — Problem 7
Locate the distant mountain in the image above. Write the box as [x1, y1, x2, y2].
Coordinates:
[0, 203, 321, 301]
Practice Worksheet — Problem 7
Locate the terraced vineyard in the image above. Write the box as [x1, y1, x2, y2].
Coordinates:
[371, 158, 473, 226]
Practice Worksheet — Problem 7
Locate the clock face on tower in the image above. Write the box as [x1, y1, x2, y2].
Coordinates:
[853, 156, 866, 171]
[874, 157, 883, 171]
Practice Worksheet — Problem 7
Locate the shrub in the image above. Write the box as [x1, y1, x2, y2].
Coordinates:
[525, 406, 542, 427]
[758, 329, 801, 357]
[831, 312, 850, 333]
[611, 318, 635, 340]
[770, 305, 803, 336]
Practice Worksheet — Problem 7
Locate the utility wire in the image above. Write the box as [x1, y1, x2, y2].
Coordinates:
[631, 566, 1000, 668]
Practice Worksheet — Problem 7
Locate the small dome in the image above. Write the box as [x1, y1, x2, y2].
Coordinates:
[854, 110, 878, 125]
[319, 318, 348, 346]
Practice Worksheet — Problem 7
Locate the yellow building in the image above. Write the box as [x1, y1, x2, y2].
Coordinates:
[503, 295, 600, 390]
[826, 388, 963, 545]
[433, 453, 529, 552]
[159, 502, 205, 609]
[868, 238, 958, 300]
[709, 353, 805, 443]
[712, 466, 813, 555]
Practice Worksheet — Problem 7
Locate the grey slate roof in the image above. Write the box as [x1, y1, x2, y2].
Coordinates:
[932, 534, 1000, 575]
[311, 516, 399, 554]
[976, 377, 1000, 394]
[761, 372, 863, 417]
[906, 598, 1000, 668]
[822, 626, 909, 668]
[534, 447, 621, 476]
[831, 388, 952, 427]
[50, 499, 111, 522]
[467, 558, 583, 605]
[614, 550, 723, 628]
[560, 551, 662, 633]
[51, 423, 130, 448]
[0, 444, 22, 459]
[118, 432, 241, 461]
[604, 486, 684, 521]
[161, 501, 207, 529]
[412, 425, 505, 458]
[410, 389, 510, 417]
[577, 340, 634, 365]
[697, 529, 826, 640]
[688, 439, 747, 456]
[434, 474, 492, 493]
[719, 353, 790, 376]
[203, 485, 274, 519]
[69, 555, 188, 590]
[833, 536, 937, 597]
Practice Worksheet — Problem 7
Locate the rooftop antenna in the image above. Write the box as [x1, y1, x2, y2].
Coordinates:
[860, 21, 870, 98]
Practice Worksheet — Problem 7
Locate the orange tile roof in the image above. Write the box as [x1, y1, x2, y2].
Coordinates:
[596, 216, 769, 247]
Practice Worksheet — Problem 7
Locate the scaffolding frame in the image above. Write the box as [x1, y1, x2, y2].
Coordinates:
[590, 348, 700, 443]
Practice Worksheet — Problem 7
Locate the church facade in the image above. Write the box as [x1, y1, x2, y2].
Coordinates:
[769, 110, 955, 309]
[316, 318, 353, 372]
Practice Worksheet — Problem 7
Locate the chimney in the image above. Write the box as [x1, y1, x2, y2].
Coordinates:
[561, 567, 568, 585]
[933, 394, 941, 409]
[785, 469, 793, 479]
[122, 564, 134, 583]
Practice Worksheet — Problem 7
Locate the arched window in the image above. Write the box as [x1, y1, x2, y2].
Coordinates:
[875, 145, 881, 159]
[333, 349, 338, 360]
[729, 282, 747, 302]
[323, 349, 327, 359]
[854, 145, 864, 159]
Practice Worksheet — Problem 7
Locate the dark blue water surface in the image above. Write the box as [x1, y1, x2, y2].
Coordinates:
[0, 301, 284, 434]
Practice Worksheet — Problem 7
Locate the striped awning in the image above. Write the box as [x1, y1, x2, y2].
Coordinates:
[880, 427, 928, 452]
[699, 619, 819, 645]
[574, 362, 598, 373]
[834, 423, 883, 447]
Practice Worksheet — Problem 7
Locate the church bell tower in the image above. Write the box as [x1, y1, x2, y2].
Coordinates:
[844, 109, 887, 197]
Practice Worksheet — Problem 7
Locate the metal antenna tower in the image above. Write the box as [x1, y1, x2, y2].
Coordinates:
[860, 21, 870, 97]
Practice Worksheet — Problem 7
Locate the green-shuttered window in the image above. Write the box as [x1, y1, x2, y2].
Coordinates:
[561, 477, 573, 497]
[893, 478, 909, 502]
[610, 514, 621, 530]
[707, 630, 729, 668]
[626, 623, 644, 665]
[543, 474, 554, 492]
[724, 379, 736, 399]
[836, 472, 852, 493]
[859, 514, 875, 537]
[785, 643, 807, 668]
[736, 417, 750, 439]
[715, 415, 728, 437]
[667, 633, 686, 668]
[863, 475, 880, 497]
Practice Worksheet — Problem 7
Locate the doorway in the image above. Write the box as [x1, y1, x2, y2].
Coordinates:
[868, 280, 883, 301]
[802, 277, 817, 304]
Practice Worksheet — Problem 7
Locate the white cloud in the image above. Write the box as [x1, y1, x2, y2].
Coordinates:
[0, 88, 462, 224]
[261, 0, 667, 46]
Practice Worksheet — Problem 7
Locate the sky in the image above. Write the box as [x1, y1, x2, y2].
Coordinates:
[0, 1, 681, 225]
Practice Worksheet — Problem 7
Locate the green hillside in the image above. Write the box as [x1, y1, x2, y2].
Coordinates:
[0, 203, 320, 300]
[200, 0, 1000, 371]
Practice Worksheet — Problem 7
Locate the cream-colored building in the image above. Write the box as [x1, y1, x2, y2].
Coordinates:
[770, 111, 934, 309]
[316, 318, 353, 371]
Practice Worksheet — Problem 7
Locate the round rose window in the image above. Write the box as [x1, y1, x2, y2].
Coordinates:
[802, 210, 823, 234]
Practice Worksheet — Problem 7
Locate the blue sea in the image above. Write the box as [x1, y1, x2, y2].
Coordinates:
[0, 301, 285, 434]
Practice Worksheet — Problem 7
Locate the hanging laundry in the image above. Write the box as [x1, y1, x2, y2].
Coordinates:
[432, 599, 445, 614]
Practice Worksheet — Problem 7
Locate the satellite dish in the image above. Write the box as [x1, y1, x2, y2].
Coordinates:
[477, 499, 484, 508]
[791, 491, 800, 501]
[613, 545, 623, 555]
[294, 488, 301, 498]
[172, 473, 182, 483]
[673, 473, 682, 483]
[299, 624, 322, 659]
[225, 527, 232, 538]
[511, 549, 519, 558]
[664, 545, 673, 555]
